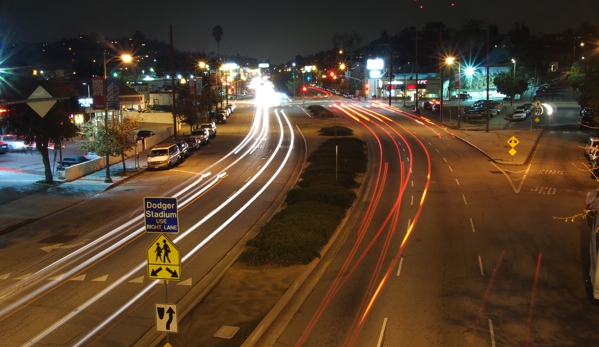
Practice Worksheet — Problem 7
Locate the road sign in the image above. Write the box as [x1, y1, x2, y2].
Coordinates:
[534, 100, 542, 108]
[156, 303, 178, 333]
[535, 108, 542, 116]
[144, 197, 179, 233]
[147, 234, 181, 281]
[507, 136, 519, 148]
[28, 86, 56, 118]
[509, 148, 517, 156]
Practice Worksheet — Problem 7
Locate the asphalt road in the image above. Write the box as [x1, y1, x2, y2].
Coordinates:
[265, 84, 599, 346]
[0, 100, 305, 346]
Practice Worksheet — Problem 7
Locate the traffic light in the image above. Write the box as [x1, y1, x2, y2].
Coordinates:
[302, 86, 307, 92]
[329, 71, 336, 78]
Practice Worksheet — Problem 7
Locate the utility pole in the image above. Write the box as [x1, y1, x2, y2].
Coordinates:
[388, 51, 393, 106]
[415, 31, 419, 110]
[485, 22, 490, 133]
[438, 27, 444, 122]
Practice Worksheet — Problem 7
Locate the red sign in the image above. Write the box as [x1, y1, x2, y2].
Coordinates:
[91, 77, 105, 110]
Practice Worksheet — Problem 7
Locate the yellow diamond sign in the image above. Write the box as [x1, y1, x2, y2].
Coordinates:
[146, 234, 181, 281]
[507, 135, 519, 148]
[509, 148, 517, 156]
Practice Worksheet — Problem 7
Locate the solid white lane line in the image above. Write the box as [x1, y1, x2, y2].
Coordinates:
[478, 256, 484, 275]
[376, 318, 388, 347]
[396, 258, 404, 276]
[489, 319, 496, 347]
[470, 218, 475, 232]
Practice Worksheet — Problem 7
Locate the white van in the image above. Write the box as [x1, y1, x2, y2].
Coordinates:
[147, 144, 181, 170]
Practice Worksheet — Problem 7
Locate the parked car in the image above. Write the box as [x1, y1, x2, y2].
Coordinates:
[0, 141, 9, 154]
[190, 128, 210, 145]
[581, 107, 595, 118]
[59, 155, 89, 168]
[184, 137, 202, 150]
[173, 139, 190, 159]
[463, 112, 490, 121]
[514, 105, 531, 116]
[510, 110, 528, 120]
[137, 130, 155, 139]
[585, 137, 599, 159]
[200, 122, 217, 138]
[226, 104, 235, 113]
[217, 108, 231, 117]
[215, 113, 227, 124]
[581, 115, 599, 128]
[467, 106, 498, 116]
[147, 143, 181, 170]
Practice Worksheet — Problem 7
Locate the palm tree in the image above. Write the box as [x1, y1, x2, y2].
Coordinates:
[212, 25, 224, 57]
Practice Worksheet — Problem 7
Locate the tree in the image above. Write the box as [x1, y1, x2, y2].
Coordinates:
[568, 63, 599, 111]
[1, 78, 80, 184]
[493, 69, 529, 101]
[177, 92, 202, 133]
[79, 114, 141, 173]
[212, 25, 224, 56]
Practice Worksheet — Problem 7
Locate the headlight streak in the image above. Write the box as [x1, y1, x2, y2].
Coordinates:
[297, 107, 409, 347]
[352, 108, 433, 341]
[0, 173, 219, 317]
[27, 107, 295, 346]
[298, 103, 434, 346]
[1, 106, 270, 312]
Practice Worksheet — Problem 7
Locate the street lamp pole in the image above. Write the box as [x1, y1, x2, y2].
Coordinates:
[102, 52, 131, 183]
[103, 52, 112, 183]
[511, 58, 516, 107]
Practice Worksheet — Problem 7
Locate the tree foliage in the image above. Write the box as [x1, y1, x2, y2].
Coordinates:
[493, 70, 529, 98]
[1, 78, 80, 184]
[79, 113, 141, 173]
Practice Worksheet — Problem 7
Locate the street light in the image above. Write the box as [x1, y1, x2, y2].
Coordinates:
[511, 58, 516, 106]
[573, 42, 584, 62]
[445, 57, 462, 118]
[103, 52, 132, 183]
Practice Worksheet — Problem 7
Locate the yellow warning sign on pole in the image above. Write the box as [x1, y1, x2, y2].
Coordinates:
[146, 234, 181, 281]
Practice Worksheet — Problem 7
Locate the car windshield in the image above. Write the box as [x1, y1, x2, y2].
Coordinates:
[149, 149, 168, 157]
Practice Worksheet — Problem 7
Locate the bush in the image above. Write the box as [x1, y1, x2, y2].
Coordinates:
[306, 105, 335, 118]
[238, 131, 366, 266]
[319, 126, 353, 136]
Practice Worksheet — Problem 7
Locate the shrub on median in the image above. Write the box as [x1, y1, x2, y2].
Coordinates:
[238, 130, 366, 266]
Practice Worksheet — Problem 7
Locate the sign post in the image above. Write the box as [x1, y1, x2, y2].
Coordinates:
[144, 197, 181, 342]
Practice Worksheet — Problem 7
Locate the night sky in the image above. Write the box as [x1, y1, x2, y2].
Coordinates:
[2, 0, 598, 64]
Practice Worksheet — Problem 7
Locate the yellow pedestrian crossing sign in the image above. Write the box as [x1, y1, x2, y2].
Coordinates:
[146, 234, 181, 281]
[534, 100, 542, 108]
[507, 136, 519, 148]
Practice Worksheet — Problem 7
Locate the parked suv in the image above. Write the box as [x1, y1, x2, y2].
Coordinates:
[189, 128, 210, 146]
[585, 137, 599, 159]
[200, 122, 217, 138]
[147, 143, 181, 170]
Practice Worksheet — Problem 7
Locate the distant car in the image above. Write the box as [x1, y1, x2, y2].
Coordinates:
[59, 155, 89, 168]
[422, 100, 438, 110]
[137, 130, 155, 139]
[0, 134, 27, 151]
[0, 141, 9, 154]
[451, 93, 471, 101]
[370, 101, 380, 109]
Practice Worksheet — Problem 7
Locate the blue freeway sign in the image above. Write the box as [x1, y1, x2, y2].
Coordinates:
[144, 197, 179, 233]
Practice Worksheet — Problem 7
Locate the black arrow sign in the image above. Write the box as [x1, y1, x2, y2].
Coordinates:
[150, 267, 163, 277]
[166, 267, 178, 278]
[166, 307, 175, 330]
